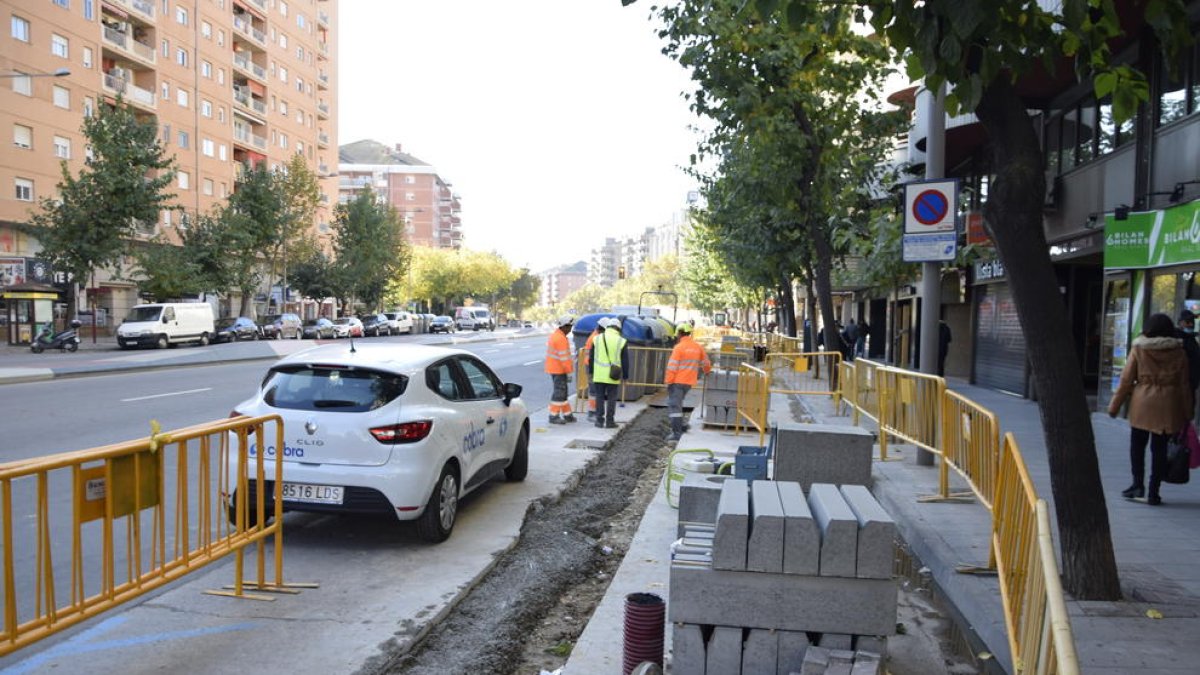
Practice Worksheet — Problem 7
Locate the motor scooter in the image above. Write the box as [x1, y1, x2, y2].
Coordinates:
[31, 320, 82, 354]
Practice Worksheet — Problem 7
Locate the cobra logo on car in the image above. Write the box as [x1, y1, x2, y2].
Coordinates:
[462, 423, 486, 454]
[248, 442, 307, 458]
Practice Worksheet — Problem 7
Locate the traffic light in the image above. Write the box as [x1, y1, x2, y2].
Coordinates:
[618, 265, 626, 280]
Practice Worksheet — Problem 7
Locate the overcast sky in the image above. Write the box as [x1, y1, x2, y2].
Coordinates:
[337, 0, 701, 273]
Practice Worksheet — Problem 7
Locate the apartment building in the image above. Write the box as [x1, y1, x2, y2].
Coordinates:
[537, 261, 587, 307]
[1, 0, 338, 334]
[337, 139, 463, 249]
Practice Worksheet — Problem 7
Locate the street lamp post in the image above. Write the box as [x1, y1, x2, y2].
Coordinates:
[0, 67, 71, 78]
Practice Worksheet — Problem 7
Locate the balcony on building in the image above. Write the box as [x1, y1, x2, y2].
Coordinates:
[318, 70, 330, 90]
[233, 147, 267, 171]
[232, 50, 267, 83]
[317, 10, 330, 28]
[232, 9, 268, 50]
[317, 131, 330, 148]
[100, 11, 157, 68]
[318, 40, 329, 59]
[101, 64, 156, 111]
[232, 82, 268, 124]
[106, 0, 156, 22]
[232, 120, 267, 151]
[241, 0, 268, 14]
[339, 175, 375, 190]
[317, 101, 330, 119]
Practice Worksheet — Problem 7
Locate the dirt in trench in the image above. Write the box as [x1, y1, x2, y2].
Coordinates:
[358, 408, 671, 675]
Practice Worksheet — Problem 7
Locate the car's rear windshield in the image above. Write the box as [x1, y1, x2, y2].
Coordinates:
[262, 365, 408, 413]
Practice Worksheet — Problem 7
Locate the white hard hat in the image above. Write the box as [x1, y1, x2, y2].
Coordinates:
[598, 317, 612, 328]
[557, 314, 574, 327]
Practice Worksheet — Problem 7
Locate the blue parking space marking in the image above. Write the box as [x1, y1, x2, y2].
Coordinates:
[1, 616, 258, 674]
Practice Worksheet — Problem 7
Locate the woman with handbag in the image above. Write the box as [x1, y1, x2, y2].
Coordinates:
[1107, 313, 1192, 505]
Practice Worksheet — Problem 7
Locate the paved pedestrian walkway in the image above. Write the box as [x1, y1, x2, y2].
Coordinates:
[568, 379, 1200, 674]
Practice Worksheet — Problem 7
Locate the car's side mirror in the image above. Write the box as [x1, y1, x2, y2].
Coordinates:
[502, 382, 522, 405]
[162, 317, 169, 324]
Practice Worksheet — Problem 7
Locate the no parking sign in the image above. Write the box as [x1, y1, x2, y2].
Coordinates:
[903, 179, 959, 262]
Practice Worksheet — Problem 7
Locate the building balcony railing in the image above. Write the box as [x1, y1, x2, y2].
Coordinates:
[108, 0, 155, 21]
[243, 0, 267, 12]
[103, 73, 157, 110]
[318, 71, 329, 89]
[317, 132, 329, 147]
[318, 10, 330, 27]
[318, 41, 329, 58]
[232, 124, 266, 150]
[232, 52, 266, 82]
[233, 88, 267, 117]
[102, 26, 157, 66]
[232, 15, 267, 48]
[317, 101, 330, 118]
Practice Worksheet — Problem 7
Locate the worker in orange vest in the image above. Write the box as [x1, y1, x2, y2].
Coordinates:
[545, 315, 577, 424]
[582, 322, 602, 421]
[664, 322, 712, 441]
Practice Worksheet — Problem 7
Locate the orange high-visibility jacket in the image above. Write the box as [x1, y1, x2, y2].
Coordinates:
[583, 329, 598, 367]
[665, 335, 712, 386]
[545, 329, 573, 374]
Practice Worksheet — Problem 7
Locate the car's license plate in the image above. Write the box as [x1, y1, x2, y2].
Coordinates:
[280, 482, 343, 505]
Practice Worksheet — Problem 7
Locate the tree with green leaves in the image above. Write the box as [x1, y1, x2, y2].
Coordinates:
[26, 97, 175, 317]
[128, 237, 203, 302]
[275, 154, 322, 309]
[331, 187, 409, 312]
[224, 162, 285, 318]
[496, 269, 541, 320]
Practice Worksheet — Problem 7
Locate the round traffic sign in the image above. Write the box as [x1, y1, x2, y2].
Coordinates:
[912, 189, 949, 226]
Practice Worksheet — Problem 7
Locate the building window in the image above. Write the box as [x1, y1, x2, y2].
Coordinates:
[296, 46, 304, 60]
[82, 46, 93, 69]
[279, 66, 287, 83]
[161, 82, 169, 100]
[177, 88, 188, 107]
[219, 182, 227, 198]
[202, 138, 214, 156]
[217, 29, 224, 47]
[11, 73, 31, 96]
[84, 0, 93, 20]
[297, 13, 305, 29]
[177, 130, 188, 148]
[217, 106, 225, 123]
[178, 171, 189, 190]
[161, 124, 170, 144]
[15, 178, 33, 201]
[13, 124, 32, 149]
[53, 0, 69, 8]
[279, 33, 287, 49]
[280, 99, 288, 115]
[53, 85, 70, 109]
[53, 135, 70, 159]
[162, 39, 169, 58]
[1157, 41, 1200, 127]
[279, 1, 287, 17]
[83, 97, 93, 117]
[296, 141, 304, 154]
[218, 144, 226, 160]
[406, 193, 415, 201]
[295, 78, 303, 93]
[51, 34, 69, 58]
[201, 21, 211, 39]
[201, 60, 211, 78]
[11, 15, 30, 42]
[175, 6, 187, 25]
[201, 99, 212, 117]
[176, 48, 187, 67]
[217, 68, 224, 85]
[203, 178, 213, 196]
[162, 209, 171, 227]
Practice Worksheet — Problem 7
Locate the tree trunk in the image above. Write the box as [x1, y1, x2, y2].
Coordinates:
[779, 271, 798, 337]
[239, 290, 254, 319]
[806, 223, 841, 355]
[804, 274, 817, 352]
[975, 76, 1120, 599]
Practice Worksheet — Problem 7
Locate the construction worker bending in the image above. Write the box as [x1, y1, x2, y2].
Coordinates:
[545, 315, 577, 424]
[664, 322, 712, 441]
[592, 317, 628, 429]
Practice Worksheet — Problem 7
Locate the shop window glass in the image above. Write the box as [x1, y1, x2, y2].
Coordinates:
[1062, 107, 1078, 170]
[1180, 273, 1200, 317]
[1098, 99, 1117, 155]
[1159, 53, 1187, 126]
[1099, 277, 1131, 411]
[1149, 271, 1180, 320]
[1077, 98, 1096, 164]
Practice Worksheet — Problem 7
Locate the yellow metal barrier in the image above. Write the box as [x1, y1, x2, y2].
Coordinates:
[876, 366, 944, 462]
[849, 358, 885, 427]
[734, 363, 770, 447]
[835, 360, 856, 415]
[763, 351, 843, 396]
[574, 347, 591, 413]
[992, 434, 1079, 675]
[0, 415, 312, 657]
[937, 391, 1001, 511]
[618, 345, 679, 400]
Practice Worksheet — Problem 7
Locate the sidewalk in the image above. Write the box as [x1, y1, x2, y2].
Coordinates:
[567, 380, 1200, 674]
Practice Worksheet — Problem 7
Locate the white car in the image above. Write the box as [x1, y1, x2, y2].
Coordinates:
[331, 316, 364, 338]
[227, 343, 530, 542]
[384, 312, 414, 335]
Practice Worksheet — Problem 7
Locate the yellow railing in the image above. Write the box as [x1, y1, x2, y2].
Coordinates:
[939, 391, 1001, 511]
[734, 363, 769, 446]
[849, 358, 885, 426]
[763, 351, 843, 396]
[618, 345, 678, 399]
[876, 367, 944, 462]
[0, 415, 310, 656]
[993, 434, 1079, 675]
[574, 347, 592, 413]
[835, 360, 855, 413]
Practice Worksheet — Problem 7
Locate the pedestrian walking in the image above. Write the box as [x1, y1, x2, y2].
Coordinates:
[664, 322, 712, 441]
[545, 315, 576, 424]
[856, 320, 869, 358]
[583, 322, 601, 421]
[1107, 313, 1192, 505]
[937, 320, 952, 377]
[591, 317, 628, 429]
[843, 320, 859, 362]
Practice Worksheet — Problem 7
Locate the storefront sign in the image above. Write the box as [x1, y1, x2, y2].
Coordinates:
[966, 212, 991, 246]
[1104, 201, 1200, 269]
[0, 258, 26, 287]
[973, 258, 1007, 283]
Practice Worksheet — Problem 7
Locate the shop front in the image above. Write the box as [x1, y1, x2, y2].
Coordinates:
[1, 283, 61, 345]
[1100, 200, 1200, 411]
[970, 259, 1028, 396]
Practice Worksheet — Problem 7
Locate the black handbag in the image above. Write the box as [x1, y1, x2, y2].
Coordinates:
[609, 364, 623, 381]
[1165, 433, 1191, 484]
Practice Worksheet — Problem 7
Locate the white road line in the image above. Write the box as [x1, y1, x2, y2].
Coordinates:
[522, 360, 541, 366]
[484, 349, 500, 354]
[121, 387, 213, 402]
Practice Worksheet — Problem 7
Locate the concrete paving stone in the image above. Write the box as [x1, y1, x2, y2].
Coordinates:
[777, 630, 810, 675]
[706, 626, 743, 675]
[668, 564, 898, 635]
[824, 662, 852, 675]
[673, 552, 713, 564]
[818, 633, 853, 650]
[742, 628, 778, 674]
[838, 485, 896, 579]
[807, 483, 858, 578]
[852, 636, 886, 657]
[827, 649, 855, 666]
[713, 479, 750, 571]
[748, 481, 785, 573]
[799, 646, 830, 675]
[772, 423, 874, 489]
[777, 481, 820, 576]
[849, 651, 882, 675]
[678, 473, 729, 536]
[672, 623, 707, 675]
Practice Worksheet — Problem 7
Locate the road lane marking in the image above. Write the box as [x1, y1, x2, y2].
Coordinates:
[121, 387, 212, 402]
[522, 360, 541, 366]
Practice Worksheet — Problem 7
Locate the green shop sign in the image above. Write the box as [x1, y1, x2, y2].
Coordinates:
[1104, 201, 1200, 269]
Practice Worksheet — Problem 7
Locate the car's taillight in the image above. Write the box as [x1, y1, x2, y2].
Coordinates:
[370, 420, 433, 444]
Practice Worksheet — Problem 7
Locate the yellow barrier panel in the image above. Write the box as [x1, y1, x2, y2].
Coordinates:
[876, 366, 944, 463]
[618, 345, 679, 401]
[0, 415, 314, 657]
[763, 351, 843, 396]
[935, 391, 1002, 511]
[734, 363, 770, 447]
[835, 360, 856, 416]
[850, 359, 885, 428]
[992, 434, 1079, 675]
[574, 347, 591, 413]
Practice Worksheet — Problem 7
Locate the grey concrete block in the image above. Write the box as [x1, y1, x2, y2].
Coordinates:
[668, 564, 898, 635]
[849, 651, 882, 675]
[777, 481, 820, 576]
[678, 473, 729, 536]
[672, 623, 707, 675]
[741, 628, 778, 674]
[819, 634, 853, 650]
[777, 631, 810, 675]
[707, 626, 742, 675]
[772, 423, 874, 489]
[839, 485, 896, 580]
[748, 481, 785, 573]
[799, 646, 829, 675]
[852, 636, 886, 657]
[808, 484, 858, 578]
[827, 650, 855, 675]
[713, 479, 749, 571]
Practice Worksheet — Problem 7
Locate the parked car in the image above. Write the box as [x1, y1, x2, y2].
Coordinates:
[259, 313, 302, 340]
[362, 313, 391, 337]
[332, 317, 364, 339]
[455, 307, 495, 331]
[227, 343, 529, 542]
[301, 317, 335, 339]
[429, 316, 455, 334]
[214, 316, 261, 343]
[522, 321, 534, 329]
[384, 312, 414, 335]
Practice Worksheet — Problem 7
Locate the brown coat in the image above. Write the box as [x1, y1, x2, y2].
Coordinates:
[1107, 336, 1191, 434]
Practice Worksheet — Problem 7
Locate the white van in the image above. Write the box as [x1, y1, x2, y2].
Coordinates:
[454, 307, 494, 331]
[117, 302, 216, 349]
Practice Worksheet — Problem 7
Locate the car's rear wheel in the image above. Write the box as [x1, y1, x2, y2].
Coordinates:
[505, 425, 529, 482]
[416, 465, 459, 543]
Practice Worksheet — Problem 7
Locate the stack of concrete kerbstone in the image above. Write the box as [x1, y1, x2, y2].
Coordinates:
[670, 478, 897, 674]
[772, 423, 875, 490]
[700, 369, 741, 427]
[717, 336, 754, 369]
